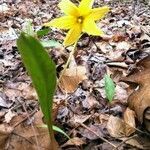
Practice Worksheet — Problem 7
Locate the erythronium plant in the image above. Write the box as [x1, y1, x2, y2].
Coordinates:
[44, 0, 109, 47]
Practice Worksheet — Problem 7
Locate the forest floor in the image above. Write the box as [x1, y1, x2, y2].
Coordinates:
[0, 0, 150, 149]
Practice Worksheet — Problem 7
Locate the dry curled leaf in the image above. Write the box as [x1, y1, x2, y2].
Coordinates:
[121, 135, 150, 149]
[69, 114, 91, 127]
[107, 115, 125, 138]
[122, 55, 150, 131]
[62, 137, 85, 147]
[81, 124, 105, 140]
[107, 113, 136, 138]
[124, 108, 136, 136]
[59, 66, 87, 93]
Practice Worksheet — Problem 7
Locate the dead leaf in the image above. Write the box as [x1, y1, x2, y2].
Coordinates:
[107, 116, 149, 149]
[0, 3, 9, 12]
[115, 84, 128, 103]
[99, 114, 109, 124]
[107, 115, 125, 138]
[112, 32, 126, 42]
[0, 27, 17, 41]
[18, 83, 37, 100]
[62, 137, 85, 147]
[7, 111, 59, 150]
[122, 55, 150, 131]
[121, 135, 150, 149]
[0, 124, 13, 149]
[107, 112, 136, 138]
[81, 124, 105, 140]
[95, 41, 113, 54]
[144, 107, 150, 132]
[82, 95, 99, 109]
[116, 41, 131, 51]
[69, 114, 91, 127]
[4, 110, 16, 123]
[0, 92, 13, 108]
[4, 82, 37, 101]
[124, 108, 136, 136]
[59, 66, 87, 93]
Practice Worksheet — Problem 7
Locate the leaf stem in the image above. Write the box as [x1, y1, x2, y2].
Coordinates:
[47, 118, 58, 150]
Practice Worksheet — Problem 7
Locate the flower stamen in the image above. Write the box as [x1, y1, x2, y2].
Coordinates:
[77, 16, 84, 24]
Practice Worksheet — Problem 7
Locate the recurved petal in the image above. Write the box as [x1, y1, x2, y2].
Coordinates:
[64, 24, 82, 46]
[89, 6, 110, 21]
[79, 0, 94, 10]
[44, 16, 76, 30]
[78, 0, 94, 16]
[58, 0, 79, 16]
[83, 17, 104, 36]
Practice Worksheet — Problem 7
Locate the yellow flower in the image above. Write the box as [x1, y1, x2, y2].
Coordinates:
[44, 0, 109, 46]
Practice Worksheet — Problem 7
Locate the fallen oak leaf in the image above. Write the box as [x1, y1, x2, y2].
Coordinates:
[122, 55, 150, 132]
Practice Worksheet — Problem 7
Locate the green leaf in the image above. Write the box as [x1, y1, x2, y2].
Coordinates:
[41, 40, 61, 48]
[36, 28, 51, 37]
[17, 33, 56, 123]
[53, 125, 70, 139]
[40, 124, 70, 139]
[104, 74, 115, 102]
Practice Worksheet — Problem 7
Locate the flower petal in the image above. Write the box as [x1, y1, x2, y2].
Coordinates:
[83, 17, 104, 36]
[58, 0, 79, 16]
[79, 0, 94, 10]
[44, 16, 76, 30]
[79, 0, 94, 16]
[64, 24, 82, 46]
[89, 6, 110, 21]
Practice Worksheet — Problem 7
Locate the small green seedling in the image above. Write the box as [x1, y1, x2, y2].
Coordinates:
[104, 74, 115, 103]
[40, 124, 70, 139]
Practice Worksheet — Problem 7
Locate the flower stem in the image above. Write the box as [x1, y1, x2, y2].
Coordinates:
[58, 41, 78, 83]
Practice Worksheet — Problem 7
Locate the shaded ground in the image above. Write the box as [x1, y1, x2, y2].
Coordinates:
[0, 0, 150, 149]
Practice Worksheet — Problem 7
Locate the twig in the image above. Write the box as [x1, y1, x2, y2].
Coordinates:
[113, 134, 138, 150]
[13, 109, 38, 128]
[106, 62, 128, 69]
[79, 122, 117, 148]
[68, 114, 92, 136]
[12, 132, 33, 144]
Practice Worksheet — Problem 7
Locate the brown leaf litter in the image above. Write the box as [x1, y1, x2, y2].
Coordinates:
[122, 55, 150, 132]
[59, 65, 87, 93]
